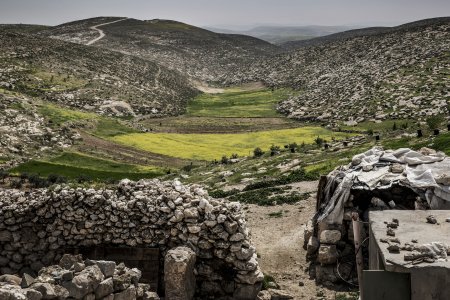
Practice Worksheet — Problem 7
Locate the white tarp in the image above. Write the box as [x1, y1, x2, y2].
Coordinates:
[317, 147, 450, 224]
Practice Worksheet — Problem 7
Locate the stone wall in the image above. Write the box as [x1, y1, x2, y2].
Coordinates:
[305, 179, 422, 285]
[0, 179, 263, 299]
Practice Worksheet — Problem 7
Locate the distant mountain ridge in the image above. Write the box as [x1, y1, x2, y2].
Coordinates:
[282, 17, 450, 49]
[204, 25, 357, 44]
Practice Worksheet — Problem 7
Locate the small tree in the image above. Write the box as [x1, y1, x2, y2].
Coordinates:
[253, 147, 264, 158]
[231, 153, 239, 159]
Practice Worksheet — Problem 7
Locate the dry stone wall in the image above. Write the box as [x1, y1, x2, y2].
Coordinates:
[0, 254, 159, 300]
[0, 179, 263, 299]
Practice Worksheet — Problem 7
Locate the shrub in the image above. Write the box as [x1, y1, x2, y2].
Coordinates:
[181, 162, 195, 172]
[367, 129, 374, 136]
[77, 174, 92, 183]
[0, 170, 8, 183]
[426, 115, 445, 130]
[288, 143, 298, 153]
[47, 174, 67, 184]
[10, 180, 22, 189]
[392, 122, 397, 131]
[231, 153, 239, 159]
[221, 155, 229, 164]
[27, 174, 50, 188]
[19, 172, 29, 182]
[253, 147, 264, 158]
[270, 145, 281, 156]
[315, 136, 324, 147]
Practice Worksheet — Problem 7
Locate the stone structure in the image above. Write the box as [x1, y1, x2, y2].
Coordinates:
[0, 254, 159, 300]
[305, 147, 450, 285]
[0, 179, 263, 299]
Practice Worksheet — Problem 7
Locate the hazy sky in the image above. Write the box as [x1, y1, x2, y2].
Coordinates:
[1, 0, 449, 28]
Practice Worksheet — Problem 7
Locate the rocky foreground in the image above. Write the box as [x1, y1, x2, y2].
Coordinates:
[0, 179, 263, 299]
[0, 254, 158, 300]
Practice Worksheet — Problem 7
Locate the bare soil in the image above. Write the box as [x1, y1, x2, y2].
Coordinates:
[245, 181, 355, 299]
[139, 116, 299, 134]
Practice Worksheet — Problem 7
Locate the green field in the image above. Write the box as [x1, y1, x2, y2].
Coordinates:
[111, 127, 352, 161]
[187, 88, 296, 118]
[9, 152, 165, 181]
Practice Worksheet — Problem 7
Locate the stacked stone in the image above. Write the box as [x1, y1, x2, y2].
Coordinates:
[0, 179, 263, 299]
[0, 254, 159, 300]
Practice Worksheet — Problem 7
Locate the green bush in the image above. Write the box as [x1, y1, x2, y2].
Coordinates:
[253, 147, 264, 158]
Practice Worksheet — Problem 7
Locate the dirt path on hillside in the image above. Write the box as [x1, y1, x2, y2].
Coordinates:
[86, 18, 127, 46]
[245, 182, 348, 299]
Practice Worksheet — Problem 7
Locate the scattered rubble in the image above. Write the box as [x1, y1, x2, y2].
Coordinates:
[0, 254, 159, 300]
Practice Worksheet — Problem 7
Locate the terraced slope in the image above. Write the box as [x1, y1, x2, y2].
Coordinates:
[43, 18, 281, 83]
[0, 28, 198, 117]
[245, 17, 450, 124]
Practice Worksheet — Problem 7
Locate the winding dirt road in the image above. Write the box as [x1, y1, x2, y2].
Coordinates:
[86, 18, 127, 46]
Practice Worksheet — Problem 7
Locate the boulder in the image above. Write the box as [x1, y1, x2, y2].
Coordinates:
[233, 283, 262, 300]
[59, 254, 83, 270]
[0, 274, 21, 285]
[164, 247, 196, 300]
[319, 230, 342, 244]
[29, 283, 57, 299]
[95, 278, 114, 299]
[95, 261, 116, 278]
[317, 245, 338, 265]
[113, 286, 136, 300]
[306, 236, 319, 255]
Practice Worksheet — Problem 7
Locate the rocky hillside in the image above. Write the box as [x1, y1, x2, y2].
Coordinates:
[0, 28, 198, 117]
[0, 94, 75, 168]
[246, 17, 450, 124]
[42, 18, 280, 83]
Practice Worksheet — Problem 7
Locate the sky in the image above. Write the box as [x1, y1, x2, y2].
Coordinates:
[0, 0, 449, 28]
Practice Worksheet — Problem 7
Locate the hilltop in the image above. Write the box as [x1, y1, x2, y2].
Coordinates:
[42, 17, 280, 83]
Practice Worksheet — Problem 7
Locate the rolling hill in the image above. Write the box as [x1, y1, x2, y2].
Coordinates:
[0, 27, 198, 117]
[241, 17, 450, 125]
[42, 17, 281, 83]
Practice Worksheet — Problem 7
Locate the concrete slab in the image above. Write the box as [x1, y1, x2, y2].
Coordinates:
[369, 210, 450, 272]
